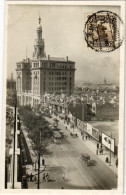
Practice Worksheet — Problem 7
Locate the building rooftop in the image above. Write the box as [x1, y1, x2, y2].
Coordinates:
[39, 56, 75, 63]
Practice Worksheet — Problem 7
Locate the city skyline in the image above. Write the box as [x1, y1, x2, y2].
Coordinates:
[7, 4, 120, 83]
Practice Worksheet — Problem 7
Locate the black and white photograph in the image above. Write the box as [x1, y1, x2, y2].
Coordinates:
[1, 1, 125, 193]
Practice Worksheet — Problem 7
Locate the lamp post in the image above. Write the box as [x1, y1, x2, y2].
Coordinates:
[109, 133, 112, 166]
[81, 97, 85, 128]
[37, 130, 41, 189]
[12, 92, 17, 189]
[37, 152, 40, 189]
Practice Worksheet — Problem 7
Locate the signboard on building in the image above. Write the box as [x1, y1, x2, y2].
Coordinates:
[102, 133, 115, 153]
[83, 123, 87, 132]
[92, 127, 99, 141]
[77, 119, 84, 130]
[71, 116, 76, 124]
[87, 123, 92, 135]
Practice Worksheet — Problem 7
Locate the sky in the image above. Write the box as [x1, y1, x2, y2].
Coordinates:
[7, 4, 120, 83]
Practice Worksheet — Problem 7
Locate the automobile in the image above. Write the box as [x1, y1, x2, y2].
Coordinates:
[53, 131, 62, 143]
[59, 131, 64, 138]
[70, 132, 78, 138]
[87, 160, 97, 166]
[81, 153, 90, 164]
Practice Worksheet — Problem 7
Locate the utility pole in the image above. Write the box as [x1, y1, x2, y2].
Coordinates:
[109, 133, 112, 166]
[81, 97, 85, 132]
[37, 130, 41, 189]
[12, 94, 17, 189]
[82, 101, 84, 128]
[37, 152, 40, 189]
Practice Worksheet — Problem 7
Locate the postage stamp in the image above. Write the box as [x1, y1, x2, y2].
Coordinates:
[84, 11, 124, 52]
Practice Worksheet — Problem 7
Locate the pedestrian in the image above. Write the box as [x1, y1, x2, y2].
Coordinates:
[96, 149, 98, 155]
[26, 172, 29, 181]
[42, 158, 45, 166]
[97, 143, 99, 149]
[105, 157, 109, 163]
[43, 173, 46, 181]
[35, 163, 36, 171]
[32, 163, 34, 170]
[62, 173, 65, 180]
[46, 173, 49, 182]
[30, 173, 33, 182]
[34, 175, 37, 182]
[115, 158, 118, 168]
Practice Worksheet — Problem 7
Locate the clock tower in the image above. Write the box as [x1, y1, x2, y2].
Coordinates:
[33, 16, 46, 58]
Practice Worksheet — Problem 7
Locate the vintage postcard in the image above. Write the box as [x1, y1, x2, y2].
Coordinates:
[0, 1, 125, 194]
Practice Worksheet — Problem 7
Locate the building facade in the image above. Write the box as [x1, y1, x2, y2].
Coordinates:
[16, 17, 75, 107]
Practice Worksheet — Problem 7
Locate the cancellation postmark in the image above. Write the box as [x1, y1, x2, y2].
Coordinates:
[84, 11, 123, 52]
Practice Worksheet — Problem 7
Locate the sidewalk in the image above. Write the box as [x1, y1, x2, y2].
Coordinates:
[55, 115, 118, 176]
[22, 125, 46, 177]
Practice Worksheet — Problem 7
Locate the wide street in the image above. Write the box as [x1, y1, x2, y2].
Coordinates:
[28, 116, 117, 190]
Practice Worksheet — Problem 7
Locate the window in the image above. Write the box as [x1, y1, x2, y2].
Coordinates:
[17, 65, 21, 69]
[52, 63, 55, 68]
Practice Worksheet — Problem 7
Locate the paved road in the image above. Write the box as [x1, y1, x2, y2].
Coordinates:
[28, 117, 117, 190]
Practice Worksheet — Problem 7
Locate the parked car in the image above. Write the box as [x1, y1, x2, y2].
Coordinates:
[87, 160, 97, 166]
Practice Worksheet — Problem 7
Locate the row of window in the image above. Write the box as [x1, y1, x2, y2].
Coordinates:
[49, 77, 67, 81]
[41, 63, 72, 69]
[49, 72, 67, 75]
[49, 87, 66, 91]
[49, 82, 67, 86]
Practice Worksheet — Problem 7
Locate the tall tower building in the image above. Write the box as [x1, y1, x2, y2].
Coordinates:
[16, 17, 76, 107]
[33, 17, 45, 58]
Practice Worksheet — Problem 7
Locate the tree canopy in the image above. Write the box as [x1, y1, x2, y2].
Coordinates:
[19, 106, 53, 156]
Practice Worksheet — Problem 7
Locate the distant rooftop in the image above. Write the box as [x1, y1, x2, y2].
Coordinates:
[39, 56, 75, 63]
